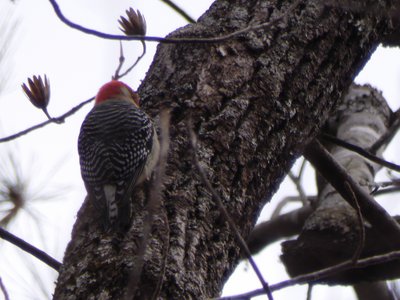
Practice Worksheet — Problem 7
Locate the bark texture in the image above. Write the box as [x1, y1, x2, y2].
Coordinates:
[281, 84, 400, 284]
[54, 0, 394, 299]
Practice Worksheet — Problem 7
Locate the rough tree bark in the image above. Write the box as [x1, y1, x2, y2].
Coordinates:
[281, 84, 400, 283]
[54, 0, 396, 299]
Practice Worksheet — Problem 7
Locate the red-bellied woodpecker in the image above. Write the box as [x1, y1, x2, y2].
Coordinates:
[78, 80, 159, 230]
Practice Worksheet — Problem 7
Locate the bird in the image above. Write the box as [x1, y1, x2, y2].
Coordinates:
[78, 80, 159, 230]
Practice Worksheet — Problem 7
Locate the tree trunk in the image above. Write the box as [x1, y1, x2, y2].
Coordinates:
[54, 0, 394, 299]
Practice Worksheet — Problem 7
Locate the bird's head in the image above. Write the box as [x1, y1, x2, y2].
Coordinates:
[95, 80, 140, 107]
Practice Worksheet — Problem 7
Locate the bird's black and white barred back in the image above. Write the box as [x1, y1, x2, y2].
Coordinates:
[78, 81, 159, 231]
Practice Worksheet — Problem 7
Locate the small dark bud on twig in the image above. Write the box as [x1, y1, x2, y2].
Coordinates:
[22, 75, 50, 110]
[119, 8, 147, 36]
[21, 75, 63, 123]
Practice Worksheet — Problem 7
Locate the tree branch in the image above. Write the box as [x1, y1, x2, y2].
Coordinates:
[321, 133, 400, 172]
[0, 97, 93, 143]
[247, 205, 313, 255]
[304, 140, 400, 246]
[159, 0, 195, 24]
[189, 124, 273, 300]
[345, 181, 365, 263]
[0, 277, 9, 300]
[220, 250, 400, 299]
[0, 227, 61, 271]
[288, 162, 309, 206]
[48, 0, 301, 44]
[113, 42, 147, 81]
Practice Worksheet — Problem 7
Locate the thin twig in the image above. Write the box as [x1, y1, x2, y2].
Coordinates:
[271, 160, 309, 217]
[270, 196, 308, 219]
[373, 186, 400, 196]
[248, 205, 314, 255]
[344, 181, 365, 263]
[124, 110, 170, 300]
[188, 124, 273, 300]
[159, 0, 196, 23]
[49, 0, 301, 44]
[321, 133, 400, 172]
[298, 158, 307, 181]
[304, 141, 400, 247]
[373, 179, 400, 189]
[0, 226, 61, 271]
[288, 170, 308, 206]
[218, 250, 400, 299]
[113, 41, 125, 80]
[306, 284, 313, 300]
[370, 179, 400, 195]
[0, 276, 9, 300]
[114, 42, 147, 80]
[0, 96, 94, 143]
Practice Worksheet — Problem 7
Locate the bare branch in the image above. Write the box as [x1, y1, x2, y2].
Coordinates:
[344, 181, 365, 263]
[270, 195, 314, 219]
[0, 96, 94, 143]
[220, 250, 400, 299]
[304, 141, 400, 246]
[188, 124, 273, 300]
[321, 133, 400, 172]
[0, 226, 61, 271]
[271, 159, 309, 218]
[113, 42, 125, 80]
[159, 0, 196, 23]
[48, 0, 301, 44]
[0, 276, 9, 300]
[373, 185, 400, 196]
[248, 205, 314, 255]
[306, 284, 313, 300]
[288, 170, 309, 206]
[113, 42, 146, 81]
